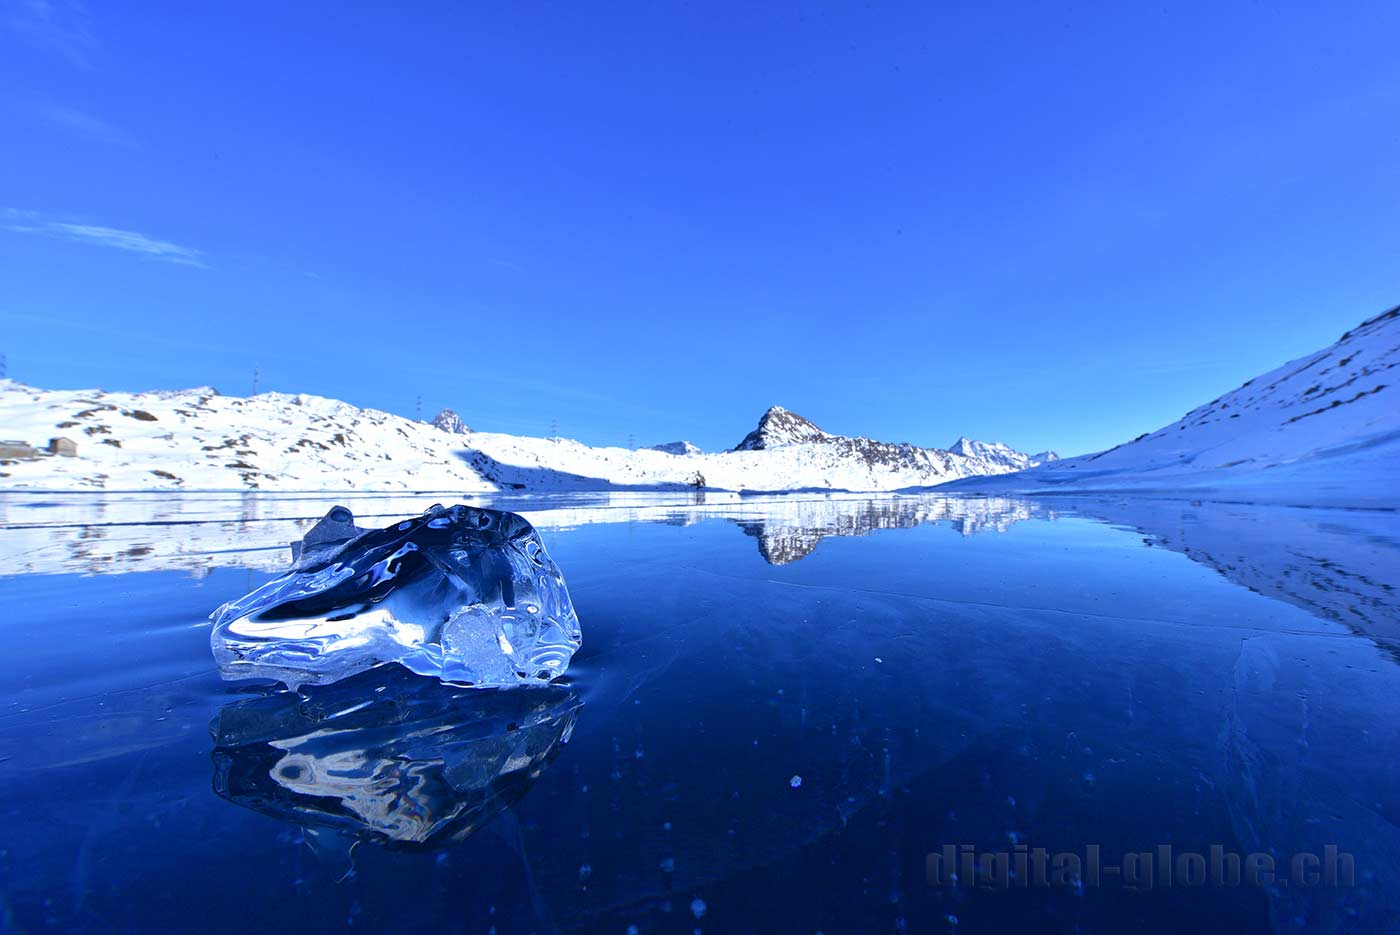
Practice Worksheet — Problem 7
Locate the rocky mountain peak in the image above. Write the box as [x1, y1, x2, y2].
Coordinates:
[949, 437, 1056, 467]
[649, 440, 702, 456]
[949, 437, 1009, 458]
[431, 408, 471, 434]
[733, 406, 830, 451]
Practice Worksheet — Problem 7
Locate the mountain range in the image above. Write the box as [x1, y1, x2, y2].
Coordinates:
[0, 387, 1051, 492]
[2, 304, 1393, 501]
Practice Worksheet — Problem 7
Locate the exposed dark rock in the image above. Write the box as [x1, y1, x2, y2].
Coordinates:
[732, 406, 831, 450]
[649, 441, 701, 456]
[431, 409, 471, 434]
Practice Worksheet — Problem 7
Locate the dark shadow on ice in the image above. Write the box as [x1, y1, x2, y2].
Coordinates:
[209, 665, 581, 848]
[454, 449, 707, 492]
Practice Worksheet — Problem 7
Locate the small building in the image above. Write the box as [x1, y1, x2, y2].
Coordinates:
[0, 439, 38, 460]
[48, 437, 78, 457]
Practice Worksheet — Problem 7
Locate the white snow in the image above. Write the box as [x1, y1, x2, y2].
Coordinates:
[0, 383, 496, 492]
[942, 306, 1400, 507]
[0, 383, 1047, 493]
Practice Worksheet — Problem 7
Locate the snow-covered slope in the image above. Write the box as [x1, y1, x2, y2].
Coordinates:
[0, 384, 495, 492]
[941, 306, 1400, 506]
[0, 385, 1048, 493]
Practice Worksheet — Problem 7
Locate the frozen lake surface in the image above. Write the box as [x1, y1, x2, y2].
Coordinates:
[0, 490, 1397, 934]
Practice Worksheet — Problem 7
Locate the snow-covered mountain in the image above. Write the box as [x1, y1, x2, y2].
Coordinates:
[942, 305, 1400, 506]
[733, 406, 833, 449]
[430, 408, 470, 434]
[0, 384, 1049, 492]
[725, 405, 1048, 479]
[648, 440, 702, 456]
[949, 436, 1058, 465]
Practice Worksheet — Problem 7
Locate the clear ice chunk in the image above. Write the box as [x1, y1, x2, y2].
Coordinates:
[210, 503, 582, 689]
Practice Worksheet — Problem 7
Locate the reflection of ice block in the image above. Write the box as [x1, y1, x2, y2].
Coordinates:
[209, 503, 582, 689]
[211, 666, 581, 846]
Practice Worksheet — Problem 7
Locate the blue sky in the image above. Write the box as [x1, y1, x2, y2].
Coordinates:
[2, 1, 1397, 456]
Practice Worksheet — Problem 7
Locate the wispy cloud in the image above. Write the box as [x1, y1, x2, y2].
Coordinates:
[2, 0, 97, 67]
[32, 102, 139, 148]
[4, 210, 209, 268]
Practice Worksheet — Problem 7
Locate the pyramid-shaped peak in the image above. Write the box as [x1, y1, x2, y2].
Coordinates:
[733, 406, 830, 451]
[949, 437, 1019, 459]
[431, 408, 471, 434]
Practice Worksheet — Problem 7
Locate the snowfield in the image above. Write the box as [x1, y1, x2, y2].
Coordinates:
[0, 386, 1050, 493]
[940, 305, 1400, 506]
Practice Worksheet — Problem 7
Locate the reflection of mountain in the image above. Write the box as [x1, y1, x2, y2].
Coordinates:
[737, 496, 1040, 564]
[1063, 497, 1400, 656]
[5, 491, 1398, 648]
[210, 666, 580, 847]
[0, 491, 1045, 575]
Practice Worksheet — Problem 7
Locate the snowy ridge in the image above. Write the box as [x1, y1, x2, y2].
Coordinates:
[0, 384, 1048, 493]
[0, 383, 494, 492]
[720, 405, 1050, 486]
[648, 441, 702, 456]
[950, 436, 1058, 464]
[941, 306, 1400, 506]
